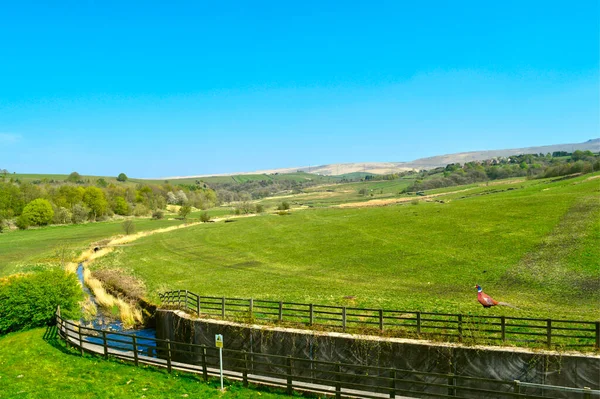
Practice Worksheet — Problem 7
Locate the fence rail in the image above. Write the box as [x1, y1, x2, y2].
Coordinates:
[159, 290, 600, 350]
[54, 309, 599, 399]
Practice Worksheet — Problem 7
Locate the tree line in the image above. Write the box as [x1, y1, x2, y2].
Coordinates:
[404, 151, 600, 192]
[0, 172, 217, 231]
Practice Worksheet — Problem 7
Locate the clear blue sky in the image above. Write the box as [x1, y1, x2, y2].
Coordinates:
[1, 1, 598, 178]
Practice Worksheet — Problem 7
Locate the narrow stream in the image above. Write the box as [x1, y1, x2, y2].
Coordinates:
[76, 263, 157, 355]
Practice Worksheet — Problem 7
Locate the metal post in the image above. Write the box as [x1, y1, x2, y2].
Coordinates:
[546, 319, 552, 348]
[342, 307, 347, 332]
[219, 346, 224, 391]
[133, 336, 139, 366]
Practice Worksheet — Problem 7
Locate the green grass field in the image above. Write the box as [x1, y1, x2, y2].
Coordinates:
[93, 174, 600, 320]
[0, 218, 187, 277]
[0, 328, 292, 399]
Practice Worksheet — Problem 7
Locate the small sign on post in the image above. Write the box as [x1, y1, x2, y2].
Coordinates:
[216, 334, 224, 391]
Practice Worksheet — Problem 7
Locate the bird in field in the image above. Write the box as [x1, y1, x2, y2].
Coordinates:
[475, 285, 519, 309]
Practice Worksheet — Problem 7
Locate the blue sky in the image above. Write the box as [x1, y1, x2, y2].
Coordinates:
[1, 1, 598, 177]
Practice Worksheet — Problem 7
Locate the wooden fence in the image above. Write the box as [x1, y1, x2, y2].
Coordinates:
[159, 290, 600, 350]
[54, 310, 599, 399]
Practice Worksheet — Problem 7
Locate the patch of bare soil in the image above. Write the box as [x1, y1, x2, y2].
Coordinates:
[335, 189, 470, 208]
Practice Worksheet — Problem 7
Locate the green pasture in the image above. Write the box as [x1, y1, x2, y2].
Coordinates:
[93, 174, 600, 320]
[0, 328, 290, 399]
[0, 218, 187, 276]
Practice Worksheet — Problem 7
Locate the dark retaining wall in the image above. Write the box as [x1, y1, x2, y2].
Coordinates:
[156, 310, 600, 396]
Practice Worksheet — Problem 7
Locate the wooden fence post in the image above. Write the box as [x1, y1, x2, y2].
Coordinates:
[78, 325, 84, 356]
[242, 350, 248, 387]
[342, 307, 347, 332]
[185, 290, 188, 311]
[389, 369, 396, 399]
[278, 301, 283, 322]
[166, 339, 172, 373]
[379, 309, 384, 331]
[197, 296, 200, 315]
[501, 316, 506, 342]
[132, 336, 139, 366]
[584, 387, 592, 399]
[457, 315, 463, 343]
[249, 298, 253, 319]
[309, 304, 314, 326]
[416, 311, 421, 335]
[595, 322, 600, 350]
[103, 331, 108, 359]
[546, 319, 552, 348]
[286, 355, 293, 395]
[222, 297, 226, 318]
[513, 380, 520, 395]
[201, 346, 208, 381]
[335, 362, 342, 399]
[448, 373, 456, 396]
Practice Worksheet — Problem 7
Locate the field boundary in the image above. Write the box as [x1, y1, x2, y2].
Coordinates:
[159, 290, 600, 351]
[55, 308, 599, 399]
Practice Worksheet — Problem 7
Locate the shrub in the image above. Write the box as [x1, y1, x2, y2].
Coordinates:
[53, 206, 72, 224]
[122, 220, 136, 235]
[133, 204, 150, 217]
[113, 196, 131, 216]
[278, 201, 290, 211]
[255, 204, 265, 213]
[151, 209, 164, 220]
[0, 269, 82, 334]
[199, 212, 211, 222]
[21, 198, 54, 226]
[16, 214, 30, 230]
[71, 203, 89, 224]
[179, 204, 192, 219]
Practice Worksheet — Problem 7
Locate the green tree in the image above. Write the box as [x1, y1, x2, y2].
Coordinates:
[83, 187, 108, 220]
[20, 198, 54, 226]
[277, 201, 290, 211]
[179, 204, 192, 219]
[117, 173, 128, 182]
[113, 196, 130, 215]
[66, 171, 82, 183]
[96, 178, 108, 187]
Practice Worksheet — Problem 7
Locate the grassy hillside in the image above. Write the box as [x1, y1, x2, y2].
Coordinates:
[92, 174, 600, 320]
[0, 218, 187, 276]
[0, 328, 290, 398]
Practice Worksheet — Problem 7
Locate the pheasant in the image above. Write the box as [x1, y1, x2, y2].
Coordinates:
[475, 285, 518, 309]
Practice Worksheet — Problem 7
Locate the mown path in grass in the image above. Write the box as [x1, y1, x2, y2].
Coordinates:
[92, 174, 600, 320]
[0, 218, 188, 277]
[0, 328, 291, 399]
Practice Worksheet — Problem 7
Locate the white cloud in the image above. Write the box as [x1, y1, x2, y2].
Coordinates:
[0, 133, 21, 144]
